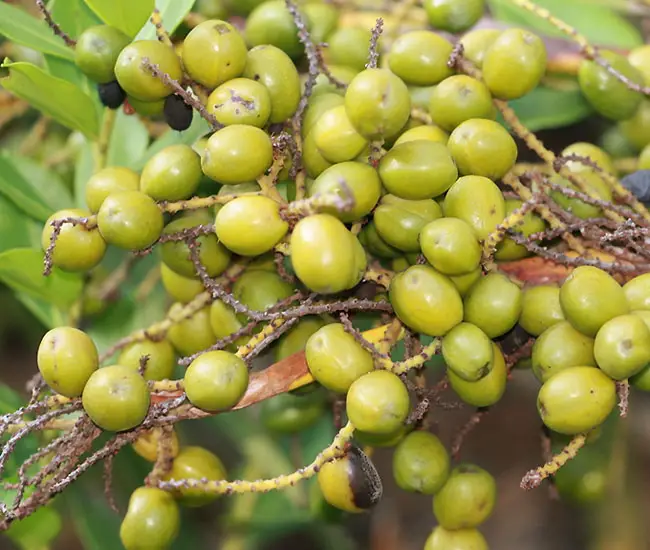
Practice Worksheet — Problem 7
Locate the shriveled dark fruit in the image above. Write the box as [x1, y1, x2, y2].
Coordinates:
[75, 25, 131, 83]
[424, 526, 488, 550]
[164, 94, 193, 131]
[593, 314, 650, 380]
[519, 284, 566, 336]
[429, 75, 495, 132]
[442, 322, 494, 382]
[387, 30, 453, 86]
[463, 273, 522, 338]
[449, 342, 507, 407]
[97, 80, 126, 109]
[392, 431, 450, 495]
[420, 217, 481, 276]
[120, 487, 180, 550]
[317, 444, 383, 513]
[423, 0, 485, 33]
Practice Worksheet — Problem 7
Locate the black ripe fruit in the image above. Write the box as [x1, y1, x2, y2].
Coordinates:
[164, 94, 193, 131]
[98, 80, 126, 109]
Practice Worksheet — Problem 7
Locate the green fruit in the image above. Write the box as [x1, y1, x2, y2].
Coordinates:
[233, 269, 294, 323]
[408, 85, 437, 111]
[206, 77, 272, 128]
[115, 40, 182, 101]
[561, 142, 616, 174]
[594, 314, 650, 380]
[449, 267, 482, 297]
[202, 125, 273, 184]
[215, 195, 288, 256]
[359, 221, 402, 259]
[85, 166, 140, 213]
[559, 266, 629, 337]
[209, 298, 247, 350]
[537, 366, 616, 435]
[374, 195, 443, 252]
[82, 365, 150, 432]
[442, 322, 494, 382]
[181, 20, 247, 88]
[310, 161, 382, 222]
[345, 68, 411, 139]
[449, 342, 507, 407]
[305, 323, 374, 393]
[378, 140, 458, 200]
[424, 526, 488, 550]
[549, 171, 613, 219]
[423, 0, 485, 33]
[389, 264, 464, 336]
[41, 208, 106, 272]
[167, 303, 217, 356]
[459, 29, 501, 69]
[420, 217, 481, 275]
[164, 446, 227, 507]
[578, 50, 644, 121]
[482, 28, 547, 100]
[619, 99, 650, 150]
[447, 118, 517, 180]
[326, 27, 372, 72]
[393, 125, 448, 147]
[120, 487, 180, 550]
[310, 65, 358, 98]
[463, 273, 522, 338]
[312, 105, 369, 163]
[242, 45, 301, 123]
[355, 426, 410, 448]
[97, 190, 164, 250]
[118, 339, 176, 381]
[260, 391, 326, 433]
[290, 214, 367, 294]
[433, 464, 496, 530]
[245, 0, 303, 59]
[303, 130, 333, 177]
[216, 181, 262, 196]
[194, 0, 228, 18]
[387, 30, 453, 86]
[629, 313, 650, 391]
[346, 370, 409, 435]
[519, 284, 565, 336]
[553, 442, 608, 506]
[75, 25, 131, 83]
[140, 144, 202, 201]
[430, 75, 495, 132]
[37, 327, 98, 397]
[623, 272, 650, 310]
[495, 199, 546, 261]
[628, 44, 650, 85]
[531, 321, 596, 383]
[275, 317, 327, 361]
[303, 93, 345, 137]
[303, 2, 338, 43]
[443, 175, 506, 240]
[127, 96, 165, 116]
[392, 431, 450, 494]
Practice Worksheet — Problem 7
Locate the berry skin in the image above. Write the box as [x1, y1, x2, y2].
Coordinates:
[167, 303, 217, 356]
[463, 273, 522, 338]
[97, 81, 126, 109]
[214, 195, 289, 256]
[420, 217, 481, 276]
[41, 208, 106, 272]
[442, 322, 494, 382]
[537, 366, 616, 435]
[82, 365, 150, 432]
[389, 264, 464, 337]
[37, 327, 98, 398]
[303, 93, 345, 137]
[593, 314, 650, 380]
[459, 28, 501, 69]
[184, 350, 249, 412]
[317, 444, 383, 513]
[623, 272, 650, 310]
[433, 464, 497, 530]
[495, 198, 546, 261]
[424, 526, 488, 550]
[245, 0, 303, 59]
[119, 487, 180, 550]
[132, 427, 180, 463]
[260, 391, 327, 433]
[423, 0, 485, 33]
[327, 27, 373, 72]
[182, 20, 247, 88]
[388, 31, 454, 86]
[275, 316, 327, 362]
[232, 269, 294, 326]
[519, 284, 565, 336]
[206, 77, 272, 128]
[392, 431, 450, 495]
[482, 28, 547, 100]
[164, 446, 227, 507]
[115, 40, 182, 102]
[128, 95, 165, 117]
[393, 125, 449, 147]
[311, 105, 369, 164]
[305, 323, 374, 393]
[85, 166, 140, 214]
[448, 342, 507, 407]
[201, 125, 273, 184]
[561, 142, 616, 174]
[163, 94, 193, 131]
[140, 144, 202, 201]
[97, 190, 164, 251]
[449, 267, 482, 297]
[429, 75, 495, 132]
[75, 25, 131, 84]
[549, 171, 613, 219]
[358, 221, 401, 259]
[209, 299, 247, 350]
[118, 339, 176, 382]
[447, 118, 517, 180]
[303, 2, 339, 44]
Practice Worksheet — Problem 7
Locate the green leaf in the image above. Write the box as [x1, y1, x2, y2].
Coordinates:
[74, 137, 96, 209]
[487, 0, 643, 49]
[14, 291, 66, 329]
[1, 60, 100, 139]
[0, 248, 83, 309]
[136, 0, 195, 41]
[107, 110, 150, 168]
[0, 2, 75, 60]
[0, 195, 42, 253]
[83, 0, 155, 38]
[49, 0, 103, 39]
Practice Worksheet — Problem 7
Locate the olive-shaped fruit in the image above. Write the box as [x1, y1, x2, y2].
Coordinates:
[126, 95, 164, 117]
[275, 317, 327, 362]
[232, 269, 294, 328]
[358, 221, 402, 259]
[260, 391, 326, 433]
[629, 312, 650, 391]
[594, 314, 650, 380]
[449, 267, 482, 297]
[305, 323, 374, 393]
[519, 284, 565, 336]
[115, 40, 182, 101]
[389, 264, 464, 336]
[317, 444, 383, 513]
[181, 20, 247, 88]
[120, 487, 180, 550]
[97, 190, 164, 250]
[41, 208, 107, 272]
[549, 171, 613, 219]
[559, 266, 629, 337]
[82, 365, 150, 432]
[623, 272, 650, 311]
[355, 425, 411, 448]
[393, 125, 449, 147]
[553, 441, 608, 506]
[140, 144, 202, 201]
[303, 2, 339, 44]
[430, 75, 495, 132]
[164, 94, 193, 131]
[75, 25, 131, 84]
[206, 77, 272, 128]
[303, 130, 333, 178]
[423, 0, 485, 33]
[561, 142, 616, 175]
[420, 218, 481, 275]
[37, 327, 98, 397]
[312, 105, 369, 163]
[132, 427, 180, 462]
[459, 28, 501, 69]
[379, 140, 458, 200]
[620, 100, 650, 150]
[482, 28, 547, 100]
[443, 175, 506, 241]
[495, 198, 546, 261]
[202, 125, 273, 184]
[447, 119, 517, 180]
[209, 299, 247, 350]
[449, 342, 507, 407]
[387, 31, 453, 86]
[85, 166, 140, 213]
[463, 273, 522, 338]
[326, 27, 372, 72]
[433, 464, 497, 529]
[537, 366, 616, 435]
[424, 526, 488, 550]
[442, 322, 494, 382]
[215, 195, 288, 256]
[303, 93, 345, 137]
[167, 303, 217, 356]
[345, 68, 412, 140]
[118, 339, 176, 381]
[245, 0, 302, 59]
[184, 350, 249, 412]
[290, 214, 367, 294]
[164, 446, 227, 507]
[392, 431, 450, 494]
[311, 64, 359, 98]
